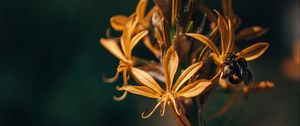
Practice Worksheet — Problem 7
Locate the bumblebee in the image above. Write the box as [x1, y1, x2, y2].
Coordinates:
[223, 54, 252, 85]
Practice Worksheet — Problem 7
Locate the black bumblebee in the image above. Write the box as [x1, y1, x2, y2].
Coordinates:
[223, 54, 252, 85]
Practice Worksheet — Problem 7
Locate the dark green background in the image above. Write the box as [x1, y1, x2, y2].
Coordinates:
[0, 0, 299, 126]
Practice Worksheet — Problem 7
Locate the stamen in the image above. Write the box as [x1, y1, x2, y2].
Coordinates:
[113, 91, 128, 101]
[141, 101, 162, 119]
[102, 71, 121, 83]
[160, 101, 167, 116]
[169, 96, 181, 115]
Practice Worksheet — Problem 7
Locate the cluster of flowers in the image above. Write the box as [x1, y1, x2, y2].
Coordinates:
[100, 0, 274, 125]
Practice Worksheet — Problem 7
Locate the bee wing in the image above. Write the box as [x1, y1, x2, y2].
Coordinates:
[241, 68, 252, 85]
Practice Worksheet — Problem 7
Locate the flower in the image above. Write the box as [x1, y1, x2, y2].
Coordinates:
[119, 46, 212, 118]
[186, 11, 269, 88]
[100, 15, 148, 100]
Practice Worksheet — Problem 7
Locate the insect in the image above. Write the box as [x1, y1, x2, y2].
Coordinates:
[223, 54, 252, 85]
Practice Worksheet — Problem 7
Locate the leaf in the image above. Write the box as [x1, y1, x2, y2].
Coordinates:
[236, 42, 269, 61]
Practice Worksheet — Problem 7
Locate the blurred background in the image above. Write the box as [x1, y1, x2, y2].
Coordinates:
[0, 0, 299, 126]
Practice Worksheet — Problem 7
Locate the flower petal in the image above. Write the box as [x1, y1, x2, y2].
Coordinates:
[236, 42, 269, 61]
[236, 26, 268, 41]
[143, 36, 161, 57]
[130, 30, 148, 51]
[176, 79, 211, 97]
[110, 15, 129, 31]
[118, 85, 160, 99]
[99, 38, 130, 63]
[224, 18, 235, 54]
[163, 46, 179, 92]
[185, 33, 220, 56]
[215, 10, 229, 55]
[136, 0, 148, 22]
[173, 62, 203, 92]
[131, 68, 164, 94]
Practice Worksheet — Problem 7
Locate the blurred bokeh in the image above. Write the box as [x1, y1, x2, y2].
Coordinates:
[0, 0, 299, 126]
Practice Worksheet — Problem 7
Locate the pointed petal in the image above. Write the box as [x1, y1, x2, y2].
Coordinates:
[100, 38, 130, 63]
[118, 85, 160, 99]
[177, 79, 211, 97]
[225, 19, 235, 54]
[215, 10, 229, 55]
[236, 42, 269, 61]
[185, 33, 220, 56]
[130, 30, 148, 51]
[144, 6, 157, 23]
[163, 46, 179, 91]
[236, 26, 268, 41]
[131, 68, 164, 94]
[110, 15, 129, 31]
[136, 0, 148, 22]
[143, 36, 161, 57]
[173, 62, 203, 92]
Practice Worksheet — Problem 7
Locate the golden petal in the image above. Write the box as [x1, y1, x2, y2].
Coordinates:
[215, 10, 229, 55]
[176, 79, 211, 97]
[144, 6, 157, 23]
[110, 15, 129, 31]
[224, 19, 235, 54]
[236, 26, 268, 41]
[136, 0, 148, 22]
[129, 30, 148, 52]
[118, 85, 160, 99]
[163, 46, 179, 92]
[236, 42, 269, 61]
[131, 68, 164, 94]
[173, 62, 203, 92]
[143, 36, 161, 57]
[99, 38, 130, 63]
[185, 33, 220, 56]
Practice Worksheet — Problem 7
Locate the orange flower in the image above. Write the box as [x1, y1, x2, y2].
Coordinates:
[186, 11, 270, 88]
[100, 15, 148, 101]
[119, 46, 212, 118]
